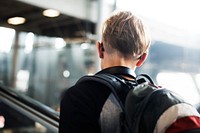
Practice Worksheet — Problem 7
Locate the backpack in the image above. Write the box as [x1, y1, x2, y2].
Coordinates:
[77, 67, 200, 133]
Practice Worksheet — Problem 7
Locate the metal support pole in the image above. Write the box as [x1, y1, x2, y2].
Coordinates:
[11, 31, 19, 88]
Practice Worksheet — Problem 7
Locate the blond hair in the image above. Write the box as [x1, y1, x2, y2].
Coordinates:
[102, 11, 150, 59]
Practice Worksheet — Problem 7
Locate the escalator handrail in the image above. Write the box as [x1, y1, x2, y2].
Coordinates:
[0, 84, 59, 132]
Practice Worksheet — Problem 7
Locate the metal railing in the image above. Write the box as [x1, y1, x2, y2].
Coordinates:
[0, 84, 59, 133]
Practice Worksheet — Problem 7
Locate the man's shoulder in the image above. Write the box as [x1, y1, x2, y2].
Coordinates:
[73, 75, 109, 90]
[65, 75, 111, 96]
[77, 75, 105, 85]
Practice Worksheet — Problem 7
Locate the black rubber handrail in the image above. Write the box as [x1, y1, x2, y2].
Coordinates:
[0, 84, 59, 133]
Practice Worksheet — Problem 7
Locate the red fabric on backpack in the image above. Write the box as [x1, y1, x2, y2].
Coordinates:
[165, 116, 200, 133]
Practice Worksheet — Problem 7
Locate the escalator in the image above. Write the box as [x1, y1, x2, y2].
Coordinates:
[0, 83, 59, 133]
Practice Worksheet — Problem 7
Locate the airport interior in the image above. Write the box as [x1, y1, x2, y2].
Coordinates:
[0, 0, 200, 132]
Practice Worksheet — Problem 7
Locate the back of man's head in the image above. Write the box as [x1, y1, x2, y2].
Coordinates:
[102, 11, 150, 60]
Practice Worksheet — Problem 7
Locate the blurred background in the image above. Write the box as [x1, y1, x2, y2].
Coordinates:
[0, 0, 200, 132]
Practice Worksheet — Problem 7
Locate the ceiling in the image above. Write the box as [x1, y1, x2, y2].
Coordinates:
[0, 0, 96, 39]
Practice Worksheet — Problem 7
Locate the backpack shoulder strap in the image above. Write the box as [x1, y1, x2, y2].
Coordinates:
[77, 73, 125, 111]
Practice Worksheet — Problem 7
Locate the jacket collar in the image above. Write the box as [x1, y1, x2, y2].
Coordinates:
[96, 66, 136, 79]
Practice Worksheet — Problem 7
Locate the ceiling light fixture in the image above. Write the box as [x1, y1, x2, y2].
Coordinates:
[43, 9, 60, 18]
[7, 17, 26, 25]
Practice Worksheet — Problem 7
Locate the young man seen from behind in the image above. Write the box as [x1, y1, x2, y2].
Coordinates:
[59, 10, 149, 133]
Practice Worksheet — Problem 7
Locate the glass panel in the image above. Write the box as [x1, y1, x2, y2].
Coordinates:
[0, 29, 97, 110]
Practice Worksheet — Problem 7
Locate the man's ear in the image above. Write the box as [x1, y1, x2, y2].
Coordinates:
[136, 53, 148, 67]
[96, 41, 104, 58]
